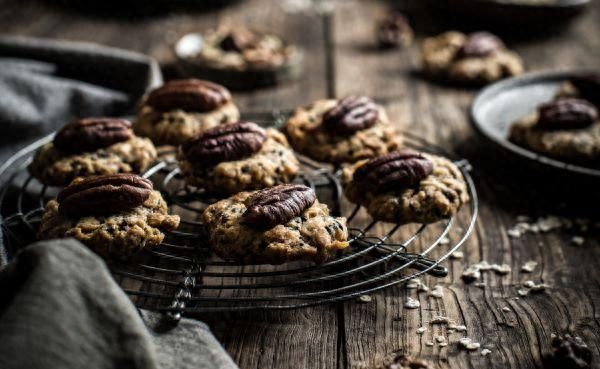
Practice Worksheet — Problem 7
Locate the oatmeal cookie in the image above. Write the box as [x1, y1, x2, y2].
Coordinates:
[202, 187, 349, 264]
[37, 175, 180, 258]
[509, 111, 600, 164]
[421, 31, 524, 85]
[28, 118, 157, 186]
[283, 98, 402, 163]
[342, 152, 469, 224]
[178, 125, 300, 195]
[133, 79, 240, 146]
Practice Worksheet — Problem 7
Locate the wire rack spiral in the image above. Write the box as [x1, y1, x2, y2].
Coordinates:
[0, 111, 478, 322]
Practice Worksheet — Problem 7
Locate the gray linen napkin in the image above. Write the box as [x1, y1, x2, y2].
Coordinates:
[0, 238, 238, 369]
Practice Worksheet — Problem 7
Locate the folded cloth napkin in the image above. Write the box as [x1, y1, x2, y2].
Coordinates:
[0, 239, 238, 369]
[0, 35, 161, 155]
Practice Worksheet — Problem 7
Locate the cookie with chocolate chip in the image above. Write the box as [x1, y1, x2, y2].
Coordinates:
[342, 150, 469, 224]
[133, 79, 240, 146]
[421, 31, 524, 85]
[37, 174, 180, 258]
[283, 97, 402, 164]
[202, 184, 349, 264]
[29, 117, 157, 186]
[177, 121, 300, 195]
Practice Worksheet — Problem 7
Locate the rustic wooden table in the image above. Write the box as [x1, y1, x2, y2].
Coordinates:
[2, 0, 599, 368]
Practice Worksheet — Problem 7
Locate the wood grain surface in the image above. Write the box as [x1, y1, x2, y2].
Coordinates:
[1, 0, 599, 368]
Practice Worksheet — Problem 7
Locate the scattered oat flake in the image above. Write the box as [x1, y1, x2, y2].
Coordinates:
[502, 307, 511, 312]
[571, 236, 585, 245]
[474, 282, 486, 288]
[429, 285, 444, 298]
[425, 341, 434, 347]
[405, 297, 420, 309]
[448, 324, 467, 332]
[481, 348, 492, 356]
[435, 335, 446, 343]
[462, 261, 511, 282]
[358, 295, 372, 303]
[440, 237, 450, 245]
[458, 337, 481, 351]
[430, 316, 455, 325]
[521, 260, 538, 273]
[416, 326, 426, 334]
[450, 251, 464, 259]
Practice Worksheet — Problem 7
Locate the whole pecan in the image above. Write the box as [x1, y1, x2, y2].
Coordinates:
[537, 98, 598, 129]
[323, 96, 379, 135]
[353, 150, 433, 193]
[54, 118, 133, 154]
[543, 334, 592, 369]
[219, 28, 257, 52]
[241, 184, 316, 229]
[571, 74, 600, 105]
[181, 121, 266, 167]
[376, 11, 412, 49]
[57, 174, 153, 217]
[146, 79, 231, 112]
[457, 32, 505, 58]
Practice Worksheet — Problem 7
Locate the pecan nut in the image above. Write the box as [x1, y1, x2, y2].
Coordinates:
[376, 11, 412, 49]
[181, 121, 266, 167]
[323, 96, 379, 135]
[54, 118, 133, 154]
[537, 98, 598, 129]
[57, 173, 153, 217]
[219, 28, 257, 52]
[544, 334, 592, 369]
[353, 150, 433, 193]
[146, 79, 231, 112]
[457, 32, 505, 58]
[571, 74, 600, 105]
[242, 184, 316, 229]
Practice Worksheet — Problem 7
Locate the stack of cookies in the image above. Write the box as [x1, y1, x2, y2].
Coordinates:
[33, 78, 469, 265]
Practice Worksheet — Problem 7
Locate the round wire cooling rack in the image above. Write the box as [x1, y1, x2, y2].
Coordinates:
[0, 111, 478, 321]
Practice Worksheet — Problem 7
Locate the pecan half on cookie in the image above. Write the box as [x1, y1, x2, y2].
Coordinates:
[134, 79, 240, 146]
[342, 151, 469, 224]
[203, 184, 349, 264]
[29, 118, 157, 186]
[38, 174, 179, 258]
[283, 98, 402, 163]
[178, 122, 300, 195]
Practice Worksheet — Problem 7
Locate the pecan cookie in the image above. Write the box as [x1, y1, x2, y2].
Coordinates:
[283, 97, 402, 164]
[342, 150, 469, 224]
[202, 184, 349, 264]
[177, 121, 300, 195]
[179, 26, 303, 89]
[133, 79, 240, 145]
[421, 31, 524, 85]
[509, 98, 600, 165]
[37, 174, 180, 258]
[29, 118, 157, 186]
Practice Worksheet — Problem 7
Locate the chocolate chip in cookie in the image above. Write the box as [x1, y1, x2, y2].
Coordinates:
[323, 96, 379, 135]
[353, 150, 433, 193]
[242, 184, 316, 229]
[219, 27, 258, 52]
[57, 173, 153, 217]
[146, 79, 231, 113]
[181, 121, 267, 168]
[54, 118, 133, 154]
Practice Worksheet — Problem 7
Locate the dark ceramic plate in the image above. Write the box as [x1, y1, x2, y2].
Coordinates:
[470, 70, 600, 179]
[174, 33, 303, 90]
[431, 0, 590, 30]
